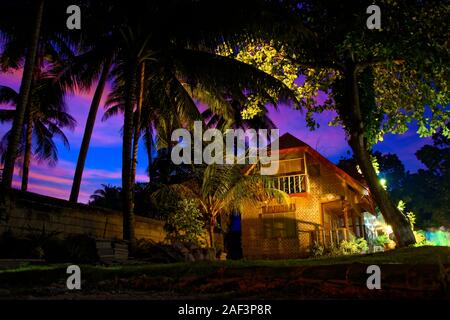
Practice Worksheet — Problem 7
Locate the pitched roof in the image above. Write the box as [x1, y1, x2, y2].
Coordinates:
[276, 132, 309, 149]
[272, 133, 368, 193]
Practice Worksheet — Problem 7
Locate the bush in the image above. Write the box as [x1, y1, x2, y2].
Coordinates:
[413, 230, 436, 247]
[59, 234, 98, 263]
[310, 241, 324, 257]
[44, 234, 99, 263]
[165, 199, 205, 246]
[374, 234, 390, 247]
[0, 231, 99, 263]
[338, 238, 368, 255]
[0, 230, 39, 259]
[310, 237, 368, 258]
[133, 239, 186, 263]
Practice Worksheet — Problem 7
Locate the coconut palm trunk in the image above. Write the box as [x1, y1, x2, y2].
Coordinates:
[122, 62, 138, 248]
[69, 57, 112, 203]
[208, 223, 215, 249]
[130, 61, 145, 189]
[21, 109, 33, 191]
[344, 63, 415, 247]
[2, 0, 45, 187]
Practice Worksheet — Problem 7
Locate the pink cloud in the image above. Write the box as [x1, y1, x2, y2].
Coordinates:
[9, 158, 149, 204]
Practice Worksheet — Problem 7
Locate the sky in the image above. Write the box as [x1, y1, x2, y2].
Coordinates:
[0, 70, 432, 203]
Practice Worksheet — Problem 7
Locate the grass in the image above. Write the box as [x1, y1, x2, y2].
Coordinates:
[1, 246, 449, 277]
[0, 246, 449, 298]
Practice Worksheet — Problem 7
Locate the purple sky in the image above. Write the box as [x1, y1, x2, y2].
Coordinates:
[0, 70, 431, 203]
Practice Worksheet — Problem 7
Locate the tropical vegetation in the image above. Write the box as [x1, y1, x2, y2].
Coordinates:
[0, 0, 448, 252]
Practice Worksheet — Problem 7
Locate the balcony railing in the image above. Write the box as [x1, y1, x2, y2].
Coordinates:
[267, 174, 307, 194]
[311, 227, 349, 248]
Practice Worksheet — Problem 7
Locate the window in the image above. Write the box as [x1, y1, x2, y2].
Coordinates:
[262, 212, 297, 239]
[277, 159, 304, 175]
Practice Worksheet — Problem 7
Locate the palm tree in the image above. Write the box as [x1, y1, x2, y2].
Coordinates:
[153, 162, 287, 249]
[0, 0, 82, 187]
[66, 0, 307, 247]
[89, 184, 123, 210]
[66, 0, 122, 203]
[0, 74, 76, 191]
[0, 0, 45, 187]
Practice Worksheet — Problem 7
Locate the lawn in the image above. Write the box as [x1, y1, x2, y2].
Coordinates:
[0, 246, 449, 299]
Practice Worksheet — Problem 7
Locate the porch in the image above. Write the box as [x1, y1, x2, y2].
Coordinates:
[311, 199, 368, 248]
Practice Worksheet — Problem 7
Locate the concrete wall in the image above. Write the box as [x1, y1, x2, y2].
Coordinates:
[0, 189, 166, 242]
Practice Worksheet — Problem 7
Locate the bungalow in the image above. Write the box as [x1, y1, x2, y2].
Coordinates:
[240, 133, 375, 259]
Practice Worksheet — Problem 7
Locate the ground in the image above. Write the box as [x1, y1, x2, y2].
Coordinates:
[0, 246, 449, 300]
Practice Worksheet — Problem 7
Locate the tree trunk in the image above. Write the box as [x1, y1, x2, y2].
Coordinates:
[2, 0, 44, 188]
[208, 224, 215, 249]
[21, 110, 33, 192]
[70, 56, 112, 203]
[349, 134, 416, 247]
[130, 62, 145, 189]
[122, 62, 137, 249]
[344, 62, 415, 247]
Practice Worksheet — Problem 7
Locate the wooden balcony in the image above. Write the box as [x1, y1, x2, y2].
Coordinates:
[267, 173, 307, 194]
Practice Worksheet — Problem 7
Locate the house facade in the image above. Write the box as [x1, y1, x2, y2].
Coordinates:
[240, 133, 375, 259]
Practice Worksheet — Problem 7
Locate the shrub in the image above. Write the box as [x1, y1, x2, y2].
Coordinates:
[62, 234, 99, 263]
[374, 234, 390, 247]
[413, 230, 436, 247]
[133, 239, 186, 263]
[339, 239, 359, 255]
[310, 241, 324, 257]
[0, 230, 38, 259]
[322, 237, 368, 257]
[355, 237, 369, 253]
[165, 199, 205, 246]
[0, 231, 99, 263]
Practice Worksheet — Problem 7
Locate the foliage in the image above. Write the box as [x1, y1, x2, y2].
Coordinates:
[165, 199, 205, 246]
[220, 0, 448, 246]
[339, 140, 450, 229]
[400, 126, 450, 227]
[338, 237, 368, 255]
[153, 160, 287, 248]
[89, 184, 123, 211]
[374, 234, 390, 247]
[311, 237, 368, 258]
[412, 230, 436, 247]
[132, 239, 185, 263]
[0, 230, 99, 263]
[217, 41, 335, 127]
[310, 241, 324, 257]
[0, 75, 76, 166]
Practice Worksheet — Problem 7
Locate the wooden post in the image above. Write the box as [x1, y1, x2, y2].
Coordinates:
[343, 203, 350, 241]
[360, 216, 365, 239]
[352, 213, 358, 236]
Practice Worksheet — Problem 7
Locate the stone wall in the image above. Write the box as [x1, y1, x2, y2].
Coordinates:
[0, 189, 166, 242]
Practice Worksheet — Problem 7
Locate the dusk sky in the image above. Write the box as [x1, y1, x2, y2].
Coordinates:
[0, 69, 432, 203]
